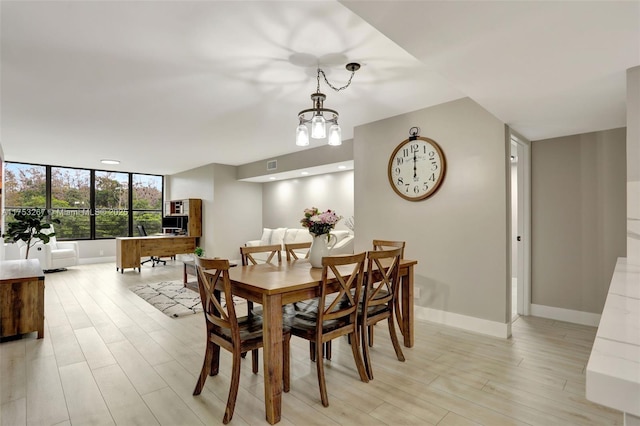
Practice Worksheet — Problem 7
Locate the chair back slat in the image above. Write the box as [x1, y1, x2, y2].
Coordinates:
[240, 244, 282, 266]
[372, 239, 405, 258]
[285, 242, 311, 261]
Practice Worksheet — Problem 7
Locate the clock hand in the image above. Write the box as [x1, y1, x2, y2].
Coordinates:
[413, 150, 417, 178]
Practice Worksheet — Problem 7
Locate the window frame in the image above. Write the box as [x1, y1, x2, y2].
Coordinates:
[3, 161, 164, 240]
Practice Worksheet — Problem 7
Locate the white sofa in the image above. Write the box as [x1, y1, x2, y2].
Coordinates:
[246, 227, 354, 261]
[17, 225, 79, 272]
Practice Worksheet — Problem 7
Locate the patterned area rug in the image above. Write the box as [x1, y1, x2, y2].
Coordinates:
[130, 280, 203, 318]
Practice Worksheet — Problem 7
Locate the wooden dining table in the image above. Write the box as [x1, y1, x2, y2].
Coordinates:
[206, 257, 417, 424]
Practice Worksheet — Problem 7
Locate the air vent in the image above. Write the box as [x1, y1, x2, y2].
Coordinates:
[267, 160, 277, 171]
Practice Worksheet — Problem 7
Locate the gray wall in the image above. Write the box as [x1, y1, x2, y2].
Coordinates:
[262, 171, 354, 231]
[212, 164, 263, 259]
[354, 97, 510, 325]
[531, 128, 627, 314]
[167, 163, 262, 259]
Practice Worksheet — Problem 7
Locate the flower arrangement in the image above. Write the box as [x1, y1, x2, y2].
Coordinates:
[300, 207, 342, 237]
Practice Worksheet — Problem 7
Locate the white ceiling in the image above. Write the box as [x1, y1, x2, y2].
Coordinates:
[1, 1, 638, 176]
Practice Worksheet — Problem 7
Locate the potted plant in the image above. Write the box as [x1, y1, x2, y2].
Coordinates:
[194, 246, 205, 257]
[3, 208, 60, 259]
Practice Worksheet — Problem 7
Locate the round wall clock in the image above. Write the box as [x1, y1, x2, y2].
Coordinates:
[387, 136, 446, 201]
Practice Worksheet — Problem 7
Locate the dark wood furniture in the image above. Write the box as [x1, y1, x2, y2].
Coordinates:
[115, 235, 196, 273]
[193, 257, 290, 424]
[209, 257, 416, 424]
[0, 259, 45, 339]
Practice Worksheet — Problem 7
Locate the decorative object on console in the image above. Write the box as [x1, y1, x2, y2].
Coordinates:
[301, 207, 342, 268]
[388, 127, 447, 202]
[296, 63, 360, 147]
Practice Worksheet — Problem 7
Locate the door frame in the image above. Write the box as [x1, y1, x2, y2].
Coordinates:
[510, 129, 531, 317]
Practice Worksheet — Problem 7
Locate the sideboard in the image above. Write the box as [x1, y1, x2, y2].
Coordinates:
[0, 259, 45, 339]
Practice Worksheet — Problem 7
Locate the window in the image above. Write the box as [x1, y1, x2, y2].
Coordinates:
[132, 174, 163, 235]
[3, 163, 47, 228]
[51, 166, 90, 239]
[95, 171, 129, 238]
[2, 162, 163, 240]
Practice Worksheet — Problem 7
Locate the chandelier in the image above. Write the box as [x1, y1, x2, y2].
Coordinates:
[296, 62, 360, 147]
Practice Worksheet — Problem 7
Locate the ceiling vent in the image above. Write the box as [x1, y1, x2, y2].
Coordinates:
[267, 160, 277, 171]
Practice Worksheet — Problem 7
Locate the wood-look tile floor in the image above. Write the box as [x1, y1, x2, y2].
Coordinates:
[0, 261, 622, 425]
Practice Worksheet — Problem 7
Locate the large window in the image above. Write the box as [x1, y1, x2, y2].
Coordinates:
[51, 166, 91, 239]
[132, 174, 163, 235]
[2, 162, 163, 240]
[95, 171, 129, 238]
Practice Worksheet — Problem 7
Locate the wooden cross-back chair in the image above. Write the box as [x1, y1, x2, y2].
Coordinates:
[239, 244, 283, 317]
[192, 257, 291, 424]
[372, 239, 405, 258]
[240, 244, 282, 265]
[289, 252, 369, 407]
[360, 247, 405, 380]
[284, 242, 311, 261]
[371, 239, 406, 344]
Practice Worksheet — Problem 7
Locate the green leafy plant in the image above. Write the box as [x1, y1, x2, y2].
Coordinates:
[3, 208, 60, 259]
[194, 246, 204, 257]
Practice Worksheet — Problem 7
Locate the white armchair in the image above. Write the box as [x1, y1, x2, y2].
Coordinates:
[17, 225, 79, 272]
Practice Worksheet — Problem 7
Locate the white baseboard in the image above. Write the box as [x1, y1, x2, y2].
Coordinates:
[414, 305, 511, 339]
[530, 304, 601, 327]
[79, 256, 115, 265]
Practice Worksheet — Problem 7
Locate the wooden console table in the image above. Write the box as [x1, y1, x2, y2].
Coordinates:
[116, 235, 197, 273]
[0, 259, 45, 339]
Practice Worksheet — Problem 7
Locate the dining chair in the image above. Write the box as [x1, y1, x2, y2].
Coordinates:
[239, 244, 283, 318]
[360, 247, 405, 380]
[240, 244, 282, 265]
[192, 257, 291, 424]
[288, 252, 369, 407]
[370, 239, 406, 346]
[284, 241, 311, 261]
[372, 239, 405, 258]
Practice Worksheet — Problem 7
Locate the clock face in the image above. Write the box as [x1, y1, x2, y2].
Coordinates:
[387, 137, 446, 201]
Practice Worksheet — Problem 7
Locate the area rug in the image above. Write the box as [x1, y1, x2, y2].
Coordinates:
[130, 280, 203, 318]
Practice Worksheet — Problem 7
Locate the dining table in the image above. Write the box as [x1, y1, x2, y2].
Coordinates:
[205, 256, 417, 424]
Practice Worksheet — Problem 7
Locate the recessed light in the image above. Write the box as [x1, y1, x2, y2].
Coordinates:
[301, 171, 309, 175]
[101, 159, 120, 165]
[338, 165, 346, 170]
[269, 177, 276, 180]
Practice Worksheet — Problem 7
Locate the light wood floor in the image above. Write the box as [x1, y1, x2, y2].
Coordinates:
[0, 261, 622, 425]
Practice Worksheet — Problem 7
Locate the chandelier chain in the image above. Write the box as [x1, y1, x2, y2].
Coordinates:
[317, 68, 356, 92]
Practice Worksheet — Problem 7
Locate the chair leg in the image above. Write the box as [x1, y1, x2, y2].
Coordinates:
[349, 330, 370, 383]
[210, 342, 220, 376]
[310, 342, 316, 362]
[252, 349, 259, 374]
[194, 341, 214, 395]
[283, 335, 291, 393]
[387, 315, 406, 362]
[362, 320, 373, 380]
[223, 349, 242, 424]
[368, 325, 374, 347]
[325, 341, 332, 360]
[316, 340, 329, 407]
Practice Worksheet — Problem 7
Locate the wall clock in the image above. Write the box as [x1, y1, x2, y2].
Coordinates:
[387, 136, 446, 201]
